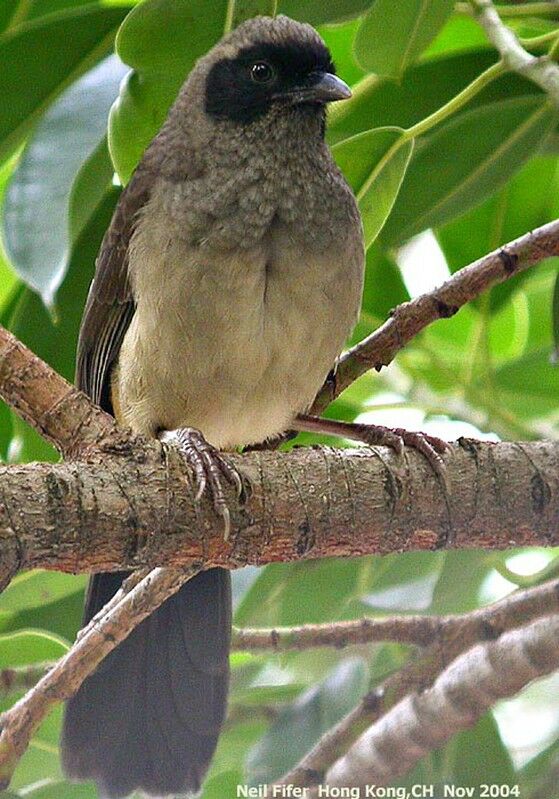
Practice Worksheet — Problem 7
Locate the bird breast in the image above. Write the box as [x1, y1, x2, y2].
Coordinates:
[116, 175, 364, 448]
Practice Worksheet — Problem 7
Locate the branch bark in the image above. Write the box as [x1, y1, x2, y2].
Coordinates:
[470, 0, 559, 108]
[323, 615, 559, 789]
[0, 220, 559, 792]
[275, 578, 559, 788]
[0, 326, 121, 459]
[310, 219, 559, 414]
[1, 437, 559, 576]
[0, 564, 200, 788]
[233, 578, 559, 652]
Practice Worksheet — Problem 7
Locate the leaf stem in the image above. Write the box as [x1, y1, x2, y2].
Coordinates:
[403, 60, 505, 140]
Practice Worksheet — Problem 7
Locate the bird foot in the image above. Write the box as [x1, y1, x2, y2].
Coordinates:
[351, 423, 450, 478]
[160, 427, 244, 540]
[293, 414, 451, 481]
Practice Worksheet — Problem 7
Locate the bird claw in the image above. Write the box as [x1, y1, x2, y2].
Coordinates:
[160, 428, 245, 540]
[352, 423, 451, 481]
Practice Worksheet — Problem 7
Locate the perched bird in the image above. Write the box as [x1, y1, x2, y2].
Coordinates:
[61, 15, 365, 798]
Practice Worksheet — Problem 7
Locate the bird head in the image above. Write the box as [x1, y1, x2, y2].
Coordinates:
[167, 15, 351, 143]
[201, 15, 351, 124]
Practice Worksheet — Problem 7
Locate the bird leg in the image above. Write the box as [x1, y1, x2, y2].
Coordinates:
[293, 413, 451, 478]
[159, 427, 244, 540]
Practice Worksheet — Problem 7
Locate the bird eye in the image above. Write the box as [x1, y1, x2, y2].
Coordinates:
[250, 61, 274, 84]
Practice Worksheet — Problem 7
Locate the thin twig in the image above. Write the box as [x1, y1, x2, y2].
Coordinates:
[322, 614, 559, 789]
[275, 579, 559, 788]
[310, 219, 559, 415]
[0, 664, 55, 700]
[470, 0, 559, 106]
[232, 578, 559, 652]
[0, 564, 201, 788]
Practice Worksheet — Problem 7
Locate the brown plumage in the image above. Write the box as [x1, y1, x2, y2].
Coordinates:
[62, 15, 364, 798]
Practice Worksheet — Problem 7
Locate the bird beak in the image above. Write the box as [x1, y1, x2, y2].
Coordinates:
[279, 73, 352, 105]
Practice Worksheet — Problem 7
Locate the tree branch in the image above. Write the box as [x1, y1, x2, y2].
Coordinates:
[322, 614, 559, 789]
[310, 219, 559, 414]
[0, 664, 54, 700]
[0, 326, 124, 460]
[1, 437, 559, 577]
[0, 564, 201, 788]
[232, 578, 559, 652]
[470, 0, 559, 108]
[0, 220, 558, 791]
[275, 580, 559, 787]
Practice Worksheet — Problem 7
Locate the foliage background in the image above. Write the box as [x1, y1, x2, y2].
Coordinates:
[1, 0, 559, 796]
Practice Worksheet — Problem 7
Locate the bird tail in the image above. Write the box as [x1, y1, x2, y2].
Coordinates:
[61, 568, 231, 798]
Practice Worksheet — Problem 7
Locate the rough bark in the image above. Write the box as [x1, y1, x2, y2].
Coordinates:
[0, 437, 558, 577]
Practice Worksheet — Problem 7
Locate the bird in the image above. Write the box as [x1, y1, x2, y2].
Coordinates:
[61, 14, 366, 798]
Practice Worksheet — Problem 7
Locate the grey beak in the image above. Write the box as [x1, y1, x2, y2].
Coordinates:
[307, 72, 352, 103]
[279, 73, 352, 105]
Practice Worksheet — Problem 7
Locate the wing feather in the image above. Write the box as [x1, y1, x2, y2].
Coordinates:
[76, 168, 153, 410]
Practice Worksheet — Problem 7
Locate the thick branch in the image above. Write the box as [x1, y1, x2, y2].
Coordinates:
[471, 0, 559, 108]
[0, 564, 200, 788]
[1, 438, 559, 576]
[324, 614, 559, 789]
[311, 219, 559, 413]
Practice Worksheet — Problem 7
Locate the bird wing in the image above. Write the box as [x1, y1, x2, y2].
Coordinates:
[76, 167, 153, 411]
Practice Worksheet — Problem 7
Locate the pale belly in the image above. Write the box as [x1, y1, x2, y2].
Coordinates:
[116, 224, 363, 448]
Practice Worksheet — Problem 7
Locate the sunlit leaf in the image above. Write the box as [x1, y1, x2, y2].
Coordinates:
[0, 629, 69, 667]
[0, 570, 87, 614]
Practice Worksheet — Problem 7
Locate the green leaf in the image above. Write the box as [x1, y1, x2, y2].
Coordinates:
[226, 0, 278, 30]
[0, 5, 128, 162]
[318, 18, 366, 88]
[0, 587, 85, 642]
[380, 96, 557, 247]
[328, 49, 539, 145]
[520, 735, 559, 798]
[0, 570, 87, 614]
[362, 552, 444, 611]
[493, 348, 559, 418]
[437, 155, 559, 310]
[110, 0, 228, 181]
[1, 0, 122, 35]
[361, 243, 409, 323]
[68, 136, 116, 247]
[9, 745, 62, 793]
[14, 781, 97, 799]
[202, 771, 246, 799]
[278, 0, 370, 25]
[7, 189, 119, 464]
[0, 629, 69, 667]
[246, 658, 368, 784]
[334, 126, 414, 247]
[450, 714, 516, 786]
[354, 0, 455, 78]
[3, 57, 125, 305]
[234, 559, 372, 626]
